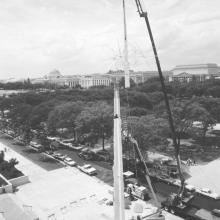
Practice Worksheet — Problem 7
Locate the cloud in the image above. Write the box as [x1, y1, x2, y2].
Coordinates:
[0, 0, 220, 79]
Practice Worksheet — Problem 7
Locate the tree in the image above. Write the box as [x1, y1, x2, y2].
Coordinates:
[0, 96, 13, 118]
[129, 107, 149, 116]
[76, 101, 113, 149]
[0, 97, 6, 118]
[119, 77, 136, 88]
[0, 151, 4, 163]
[127, 115, 169, 154]
[171, 101, 195, 145]
[37, 132, 50, 150]
[189, 96, 219, 141]
[195, 96, 220, 122]
[207, 86, 220, 98]
[189, 103, 216, 142]
[148, 91, 165, 105]
[47, 101, 84, 137]
[120, 91, 153, 110]
[8, 103, 33, 143]
[138, 78, 162, 93]
[8, 158, 19, 168]
[30, 100, 57, 130]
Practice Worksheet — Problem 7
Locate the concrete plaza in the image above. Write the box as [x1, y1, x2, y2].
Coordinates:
[0, 140, 183, 220]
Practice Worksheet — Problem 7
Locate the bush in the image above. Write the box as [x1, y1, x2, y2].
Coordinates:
[0, 157, 23, 179]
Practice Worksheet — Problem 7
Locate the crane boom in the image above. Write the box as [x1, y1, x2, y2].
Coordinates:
[134, 0, 185, 196]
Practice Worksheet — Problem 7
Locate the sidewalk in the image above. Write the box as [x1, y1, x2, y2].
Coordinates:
[0, 141, 47, 182]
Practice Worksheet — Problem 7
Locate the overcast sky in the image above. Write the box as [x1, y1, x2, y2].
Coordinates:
[0, 0, 220, 79]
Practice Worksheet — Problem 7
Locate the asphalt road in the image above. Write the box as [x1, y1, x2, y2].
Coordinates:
[56, 148, 113, 186]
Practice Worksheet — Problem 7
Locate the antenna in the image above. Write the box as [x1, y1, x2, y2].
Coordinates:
[113, 82, 125, 220]
[123, 0, 130, 88]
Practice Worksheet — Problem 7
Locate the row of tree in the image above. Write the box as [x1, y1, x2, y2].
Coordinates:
[0, 77, 220, 152]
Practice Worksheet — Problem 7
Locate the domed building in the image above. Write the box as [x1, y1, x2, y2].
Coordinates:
[44, 69, 62, 80]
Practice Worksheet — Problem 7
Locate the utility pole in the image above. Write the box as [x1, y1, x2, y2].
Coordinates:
[123, 0, 130, 88]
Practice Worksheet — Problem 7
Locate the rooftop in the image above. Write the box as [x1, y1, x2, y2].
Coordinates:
[173, 63, 220, 70]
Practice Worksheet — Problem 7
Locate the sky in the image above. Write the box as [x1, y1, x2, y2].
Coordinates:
[0, 0, 220, 79]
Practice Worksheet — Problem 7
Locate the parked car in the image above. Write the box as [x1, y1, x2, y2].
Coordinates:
[30, 141, 37, 147]
[78, 152, 93, 161]
[64, 157, 77, 166]
[13, 137, 25, 146]
[69, 145, 83, 151]
[30, 141, 43, 152]
[78, 164, 97, 175]
[57, 154, 67, 161]
[53, 152, 63, 159]
[45, 150, 54, 155]
[7, 130, 15, 136]
[94, 151, 110, 161]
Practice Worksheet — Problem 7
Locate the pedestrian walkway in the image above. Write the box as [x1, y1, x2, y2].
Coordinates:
[0, 141, 47, 182]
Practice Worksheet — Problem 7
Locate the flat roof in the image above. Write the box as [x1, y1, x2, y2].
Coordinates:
[0, 194, 38, 220]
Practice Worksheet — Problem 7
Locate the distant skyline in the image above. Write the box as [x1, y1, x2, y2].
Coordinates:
[0, 0, 220, 79]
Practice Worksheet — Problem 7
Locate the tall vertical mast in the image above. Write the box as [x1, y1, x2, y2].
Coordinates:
[113, 82, 125, 220]
[123, 0, 130, 88]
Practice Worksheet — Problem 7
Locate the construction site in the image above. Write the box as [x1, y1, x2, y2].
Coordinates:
[0, 0, 220, 220]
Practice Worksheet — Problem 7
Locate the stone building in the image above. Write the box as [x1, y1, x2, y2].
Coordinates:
[170, 63, 220, 82]
[31, 70, 111, 88]
[31, 63, 220, 88]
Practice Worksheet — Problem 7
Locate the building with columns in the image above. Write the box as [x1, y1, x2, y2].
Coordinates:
[106, 70, 172, 83]
[170, 63, 220, 82]
[31, 70, 111, 88]
[31, 63, 220, 88]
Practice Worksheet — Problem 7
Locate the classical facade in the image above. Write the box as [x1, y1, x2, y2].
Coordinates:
[31, 69, 172, 88]
[106, 70, 172, 83]
[31, 70, 111, 88]
[170, 63, 220, 82]
[31, 63, 220, 88]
